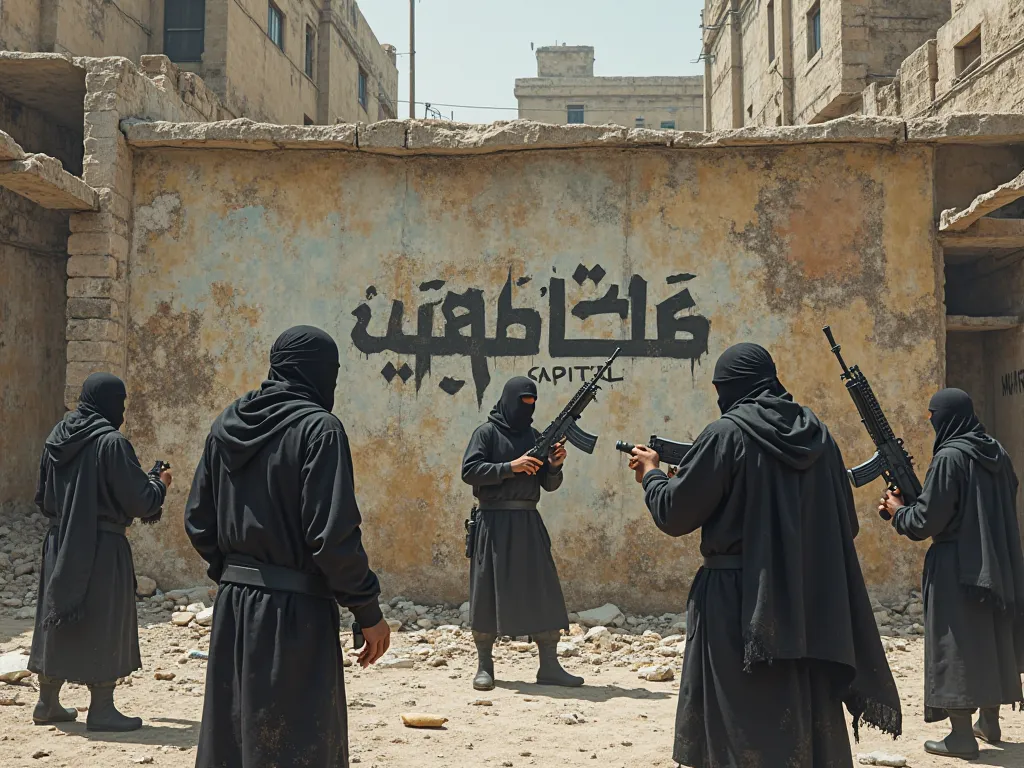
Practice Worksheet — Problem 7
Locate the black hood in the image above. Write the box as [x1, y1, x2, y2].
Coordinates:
[929, 388, 1001, 471]
[45, 373, 124, 466]
[488, 376, 537, 435]
[211, 326, 340, 472]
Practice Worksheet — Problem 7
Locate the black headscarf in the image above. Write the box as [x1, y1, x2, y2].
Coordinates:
[211, 326, 340, 472]
[488, 377, 537, 435]
[45, 373, 125, 466]
[929, 388, 1000, 467]
[711, 342, 789, 414]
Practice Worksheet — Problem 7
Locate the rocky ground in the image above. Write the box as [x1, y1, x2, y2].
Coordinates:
[2, 505, 1023, 767]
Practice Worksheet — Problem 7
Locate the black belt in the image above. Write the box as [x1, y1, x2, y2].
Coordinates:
[478, 500, 538, 511]
[703, 554, 742, 569]
[49, 521, 127, 537]
[220, 555, 333, 599]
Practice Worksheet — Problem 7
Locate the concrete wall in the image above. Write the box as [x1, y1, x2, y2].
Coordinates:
[119, 121, 943, 612]
[536, 46, 596, 78]
[0, 0, 41, 51]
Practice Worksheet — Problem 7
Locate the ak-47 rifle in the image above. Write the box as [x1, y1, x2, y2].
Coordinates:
[527, 348, 620, 460]
[614, 436, 694, 467]
[142, 460, 171, 525]
[823, 326, 922, 519]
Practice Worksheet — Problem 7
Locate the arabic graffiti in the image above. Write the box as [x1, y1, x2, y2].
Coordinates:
[350, 264, 711, 406]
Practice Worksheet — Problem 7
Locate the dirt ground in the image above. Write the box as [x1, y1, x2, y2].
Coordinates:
[1, 617, 1022, 768]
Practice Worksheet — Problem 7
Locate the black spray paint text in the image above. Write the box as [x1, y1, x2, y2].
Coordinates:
[528, 365, 625, 386]
[1001, 369, 1024, 397]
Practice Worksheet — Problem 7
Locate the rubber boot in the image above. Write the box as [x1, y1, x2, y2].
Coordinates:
[472, 632, 496, 691]
[924, 709, 980, 760]
[534, 630, 584, 687]
[974, 707, 1001, 744]
[32, 674, 77, 725]
[85, 681, 142, 732]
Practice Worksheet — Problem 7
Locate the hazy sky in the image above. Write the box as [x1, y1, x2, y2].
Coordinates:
[359, 0, 706, 123]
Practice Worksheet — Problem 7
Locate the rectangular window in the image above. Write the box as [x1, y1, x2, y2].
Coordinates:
[954, 26, 983, 78]
[164, 0, 206, 63]
[304, 24, 315, 78]
[808, 3, 821, 59]
[566, 104, 584, 124]
[358, 68, 368, 110]
[268, 2, 283, 50]
[660, 120, 675, 130]
[767, 0, 776, 63]
[635, 116, 645, 128]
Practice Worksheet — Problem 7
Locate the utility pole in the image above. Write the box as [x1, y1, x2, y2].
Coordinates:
[409, 0, 416, 119]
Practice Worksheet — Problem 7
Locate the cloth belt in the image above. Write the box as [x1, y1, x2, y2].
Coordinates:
[702, 554, 743, 570]
[220, 555, 334, 599]
[477, 500, 538, 511]
[49, 521, 127, 537]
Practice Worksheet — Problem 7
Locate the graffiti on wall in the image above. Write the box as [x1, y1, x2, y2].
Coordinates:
[350, 264, 711, 405]
[1001, 368, 1024, 397]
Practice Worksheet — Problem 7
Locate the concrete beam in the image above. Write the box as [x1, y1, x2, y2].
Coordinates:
[121, 118, 358, 151]
[941, 218, 1024, 251]
[940, 169, 1024, 232]
[946, 315, 1022, 332]
[908, 114, 1024, 145]
[0, 154, 99, 211]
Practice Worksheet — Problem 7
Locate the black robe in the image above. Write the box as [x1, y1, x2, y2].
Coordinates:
[462, 422, 569, 637]
[892, 442, 1024, 720]
[642, 399, 900, 768]
[29, 427, 165, 684]
[185, 408, 382, 768]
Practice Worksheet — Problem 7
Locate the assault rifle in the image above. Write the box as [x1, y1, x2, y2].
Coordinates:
[143, 461, 171, 526]
[823, 326, 922, 519]
[527, 348, 620, 460]
[615, 436, 694, 467]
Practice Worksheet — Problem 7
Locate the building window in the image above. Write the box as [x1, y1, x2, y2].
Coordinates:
[164, 0, 206, 63]
[767, 0, 776, 63]
[566, 104, 584, 124]
[954, 26, 983, 78]
[660, 120, 675, 130]
[635, 116, 645, 128]
[358, 68, 368, 110]
[304, 24, 315, 78]
[807, 3, 821, 59]
[268, 2, 284, 50]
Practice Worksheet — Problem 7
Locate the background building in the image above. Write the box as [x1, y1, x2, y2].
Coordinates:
[515, 45, 703, 130]
[0, 0, 398, 124]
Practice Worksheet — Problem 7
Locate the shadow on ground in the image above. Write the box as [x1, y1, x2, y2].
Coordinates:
[495, 679, 674, 702]
[55, 716, 200, 747]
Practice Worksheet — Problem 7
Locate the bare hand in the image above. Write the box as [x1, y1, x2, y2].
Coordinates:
[159, 469, 173, 488]
[358, 618, 391, 668]
[548, 440, 567, 468]
[879, 490, 903, 519]
[667, 466, 678, 479]
[511, 455, 545, 475]
[627, 445, 660, 484]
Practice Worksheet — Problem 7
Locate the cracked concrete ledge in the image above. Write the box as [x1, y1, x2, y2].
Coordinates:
[0, 130, 27, 162]
[121, 114, 1024, 154]
[940, 167, 1024, 232]
[0, 154, 99, 211]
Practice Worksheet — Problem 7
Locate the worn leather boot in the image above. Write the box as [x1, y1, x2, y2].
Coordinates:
[924, 709, 980, 759]
[534, 630, 584, 687]
[974, 707, 1000, 744]
[33, 674, 77, 725]
[472, 631, 496, 691]
[86, 681, 142, 732]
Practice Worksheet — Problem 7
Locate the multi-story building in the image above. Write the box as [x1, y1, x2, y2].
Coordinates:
[701, 0, 952, 129]
[514, 45, 703, 131]
[0, 0, 398, 125]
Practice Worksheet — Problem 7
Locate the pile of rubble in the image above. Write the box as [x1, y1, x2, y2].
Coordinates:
[0, 502, 48, 621]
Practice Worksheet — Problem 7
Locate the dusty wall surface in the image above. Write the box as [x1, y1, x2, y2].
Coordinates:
[0, 0, 41, 51]
[122, 133, 943, 611]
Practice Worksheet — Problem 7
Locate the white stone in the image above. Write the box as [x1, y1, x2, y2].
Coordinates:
[186, 601, 206, 613]
[14, 606, 35, 620]
[656, 646, 679, 657]
[135, 576, 157, 597]
[576, 603, 625, 628]
[857, 752, 907, 767]
[416, 618, 434, 629]
[557, 641, 579, 658]
[14, 563, 34, 577]
[0, 651, 32, 683]
[386, 618, 402, 632]
[378, 657, 415, 670]
[459, 601, 470, 613]
[638, 664, 675, 682]
[561, 712, 586, 725]
[195, 607, 214, 627]
[659, 634, 683, 646]
[171, 611, 195, 627]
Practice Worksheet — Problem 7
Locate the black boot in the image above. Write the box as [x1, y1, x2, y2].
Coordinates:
[924, 709, 980, 759]
[534, 631, 584, 687]
[974, 707, 1000, 744]
[33, 674, 77, 725]
[86, 681, 142, 732]
[472, 632, 496, 691]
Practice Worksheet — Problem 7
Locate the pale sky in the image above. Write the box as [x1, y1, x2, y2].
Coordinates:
[359, 0, 706, 123]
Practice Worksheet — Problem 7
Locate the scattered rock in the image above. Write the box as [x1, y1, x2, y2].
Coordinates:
[195, 607, 214, 627]
[378, 657, 415, 670]
[0, 651, 32, 683]
[400, 712, 448, 728]
[32, 750, 50, 759]
[135, 576, 157, 597]
[470, 699, 492, 706]
[386, 619, 402, 632]
[171, 611, 195, 627]
[188, 649, 208, 660]
[857, 752, 907, 767]
[509, 641, 534, 653]
[638, 664, 675, 682]
[576, 604, 625, 628]
[416, 617, 434, 629]
[427, 657, 448, 667]
[561, 712, 586, 725]
[186, 601, 206, 614]
[133, 757, 155, 765]
[557, 642, 580, 658]
[14, 606, 35, 620]
[14, 563, 34, 577]
[154, 671, 176, 681]
[0, 693, 23, 706]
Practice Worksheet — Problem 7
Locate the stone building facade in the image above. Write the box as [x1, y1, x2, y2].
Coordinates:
[515, 45, 703, 131]
[0, 0, 398, 125]
[701, 0, 952, 129]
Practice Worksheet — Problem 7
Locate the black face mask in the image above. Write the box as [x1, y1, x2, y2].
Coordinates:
[267, 325, 341, 411]
[78, 372, 127, 429]
[488, 376, 537, 434]
[928, 387, 983, 452]
[711, 342, 787, 414]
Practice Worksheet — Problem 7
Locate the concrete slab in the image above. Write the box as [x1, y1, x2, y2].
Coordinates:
[0, 154, 99, 210]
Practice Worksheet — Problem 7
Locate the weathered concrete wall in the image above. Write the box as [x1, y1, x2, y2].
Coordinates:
[0, 0, 41, 51]
[121, 121, 943, 612]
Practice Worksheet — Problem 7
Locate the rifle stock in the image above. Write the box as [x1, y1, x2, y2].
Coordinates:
[615, 436, 694, 467]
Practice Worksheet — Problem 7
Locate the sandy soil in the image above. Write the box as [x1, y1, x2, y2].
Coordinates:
[1, 617, 1022, 768]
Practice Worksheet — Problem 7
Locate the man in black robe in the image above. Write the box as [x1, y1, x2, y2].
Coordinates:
[185, 326, 390, 768]
[29, 372, 171, 731]
[881, 387, 1024, 759]
[462, 376, 581, 691]
[628, 343, 901, 768]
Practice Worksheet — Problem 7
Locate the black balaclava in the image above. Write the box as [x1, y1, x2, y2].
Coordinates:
[711, 342, 788, 414]
[929, 388, 984, 452]
[488, 376, 537, 435]
[78, 372, 127, 429]
[268, 325, 340, 410]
